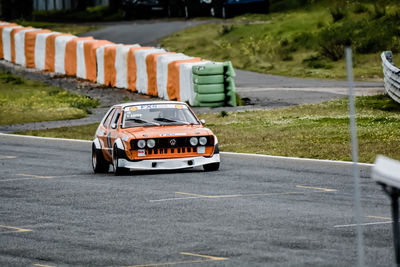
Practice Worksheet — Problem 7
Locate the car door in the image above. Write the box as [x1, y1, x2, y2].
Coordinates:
[106, 107, 122, 156]
[98, 108, 115, 161]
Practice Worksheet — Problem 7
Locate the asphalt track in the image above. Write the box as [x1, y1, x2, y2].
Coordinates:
[0, 133, 395, 266]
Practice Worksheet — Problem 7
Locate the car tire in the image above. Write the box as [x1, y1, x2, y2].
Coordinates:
[112, 144, 129, 176]
[92, 144, 109, 173]
[203, 162, 220, 172]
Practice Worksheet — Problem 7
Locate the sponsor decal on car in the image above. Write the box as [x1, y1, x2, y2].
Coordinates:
[160, 133, 187, 137]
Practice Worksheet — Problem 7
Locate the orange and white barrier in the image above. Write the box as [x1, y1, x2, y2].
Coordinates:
[15, 28, 38, 66]
[0, 23, 16, 59]
[115, 44, 140, 89]
[45, 33, 73, 72]
[127, 46, 152, 92]
[156, 53, 192, 100]
[135, 48, 166, 95]
[167, 58, 202, 101]
[77, 39, 113, 81]
[54, 35, 77, 74]
[64, 37, 94, 76]
[11, 27, 35, 63]
[0, 22, 235, 107]
[35, 32, 60, 70]
[146, 51, 173, 96]
[25, 29, 51, 69]
[96, 43, 118, 85]
[2, 25, 22, 62]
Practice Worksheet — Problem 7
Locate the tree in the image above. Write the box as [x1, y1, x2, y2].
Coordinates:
[1, 0, 33, 20]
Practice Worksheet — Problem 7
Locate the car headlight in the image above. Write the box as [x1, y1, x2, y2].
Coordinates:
[147, 139, 156, 148]
[199, 137, 207, 146]
[137, 139, 146, 149]
[189, 137, 198, 146]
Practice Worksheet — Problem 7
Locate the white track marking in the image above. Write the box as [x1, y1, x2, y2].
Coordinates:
[334, 221, 392, 228]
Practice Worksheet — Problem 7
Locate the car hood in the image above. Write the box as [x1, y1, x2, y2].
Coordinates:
[121, 125, 213, 139]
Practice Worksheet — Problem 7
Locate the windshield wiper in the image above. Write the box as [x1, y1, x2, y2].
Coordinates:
[154, 117, 189, 124]
[126, 118, 159, 125]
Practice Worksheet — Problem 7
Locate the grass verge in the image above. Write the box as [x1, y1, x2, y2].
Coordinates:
[160, 2, 400, 81]
[15, 94, 400, 163]
[0, 71, 99, 125]
[16, 20, 101, 35]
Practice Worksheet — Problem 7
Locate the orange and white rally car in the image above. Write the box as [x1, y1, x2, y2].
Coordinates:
[92, 101, 220, 175]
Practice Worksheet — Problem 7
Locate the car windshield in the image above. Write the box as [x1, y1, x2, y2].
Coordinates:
[121, 103, 200, 128]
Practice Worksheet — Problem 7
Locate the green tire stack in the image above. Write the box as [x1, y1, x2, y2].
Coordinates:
[192, 62, 237, 107]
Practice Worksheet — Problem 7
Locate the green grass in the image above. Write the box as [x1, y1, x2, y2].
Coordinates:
[160, 2, 399, 81]
[16, 94, 400, 163]
[0, 71, 99, 125]
[16, 20, 101, 35]
[15, 123, 99, 139]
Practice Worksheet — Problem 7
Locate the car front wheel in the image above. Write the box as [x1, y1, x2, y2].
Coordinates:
[112, 144, 129, 176]
[92, 144, 109, 173]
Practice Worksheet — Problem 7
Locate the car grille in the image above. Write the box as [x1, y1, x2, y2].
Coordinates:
[130, 136, 213, 150]
[147, 147, 198, 155]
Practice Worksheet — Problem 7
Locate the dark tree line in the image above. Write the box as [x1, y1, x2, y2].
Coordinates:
[0, 0, 122, 20]
[1, 0, 33, 20]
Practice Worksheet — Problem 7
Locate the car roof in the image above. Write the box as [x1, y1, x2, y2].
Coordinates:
[114, 101, 188, 109]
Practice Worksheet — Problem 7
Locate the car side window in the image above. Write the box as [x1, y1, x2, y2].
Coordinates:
[110, 108, 121, 129]
[103, 108, 115, 128]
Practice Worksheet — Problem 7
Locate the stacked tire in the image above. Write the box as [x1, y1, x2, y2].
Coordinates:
[192, 61, 236, 107]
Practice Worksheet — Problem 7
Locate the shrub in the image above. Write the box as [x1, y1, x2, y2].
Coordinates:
[329, 7, 345, 22]
[372, 2, 386, 19]
[318, 23, 353, 61]
[219, 110, 229, 117]
[220, 25, 234, 35]
[302, 55, 332, 69]
[318, 12, 400, 60]
[353, 3, 369, 14]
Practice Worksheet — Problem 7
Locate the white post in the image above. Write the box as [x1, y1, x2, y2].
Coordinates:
[346, 47, 365, 267]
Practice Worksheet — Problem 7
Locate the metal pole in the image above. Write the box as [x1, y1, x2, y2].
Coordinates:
[391, 189, 400, 267]
[345, 47, 365, 267]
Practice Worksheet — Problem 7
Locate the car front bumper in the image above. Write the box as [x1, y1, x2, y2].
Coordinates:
[118, 154, 220, 171]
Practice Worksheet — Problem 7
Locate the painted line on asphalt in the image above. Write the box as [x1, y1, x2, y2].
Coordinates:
[334, 221, 392, 228]
[126, 259, 217, 267]
[0, 177, 45, 182]
[149, 196, 204, 202]
[0, 174, 79, 182]
[0, 224, 32, 234]
[334, 215, 392, 228]
[367, 215, 391, 221]
[296, 185, 337, 192]
[18, 173, 54, 179]
[0, 132, 91, 143]
[34, 264, 55, 267]
[179, 252, 228, 261]
[221, 151, 374, 167]
[0, 155, 16, 159]
[0, 133, 374, 166]
[125, 252, 228, 267]
[150, 186, 337, 202]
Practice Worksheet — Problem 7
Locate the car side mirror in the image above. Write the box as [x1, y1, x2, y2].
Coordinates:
[200, 119, 205, 125]
[111, 123, 117, 129]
